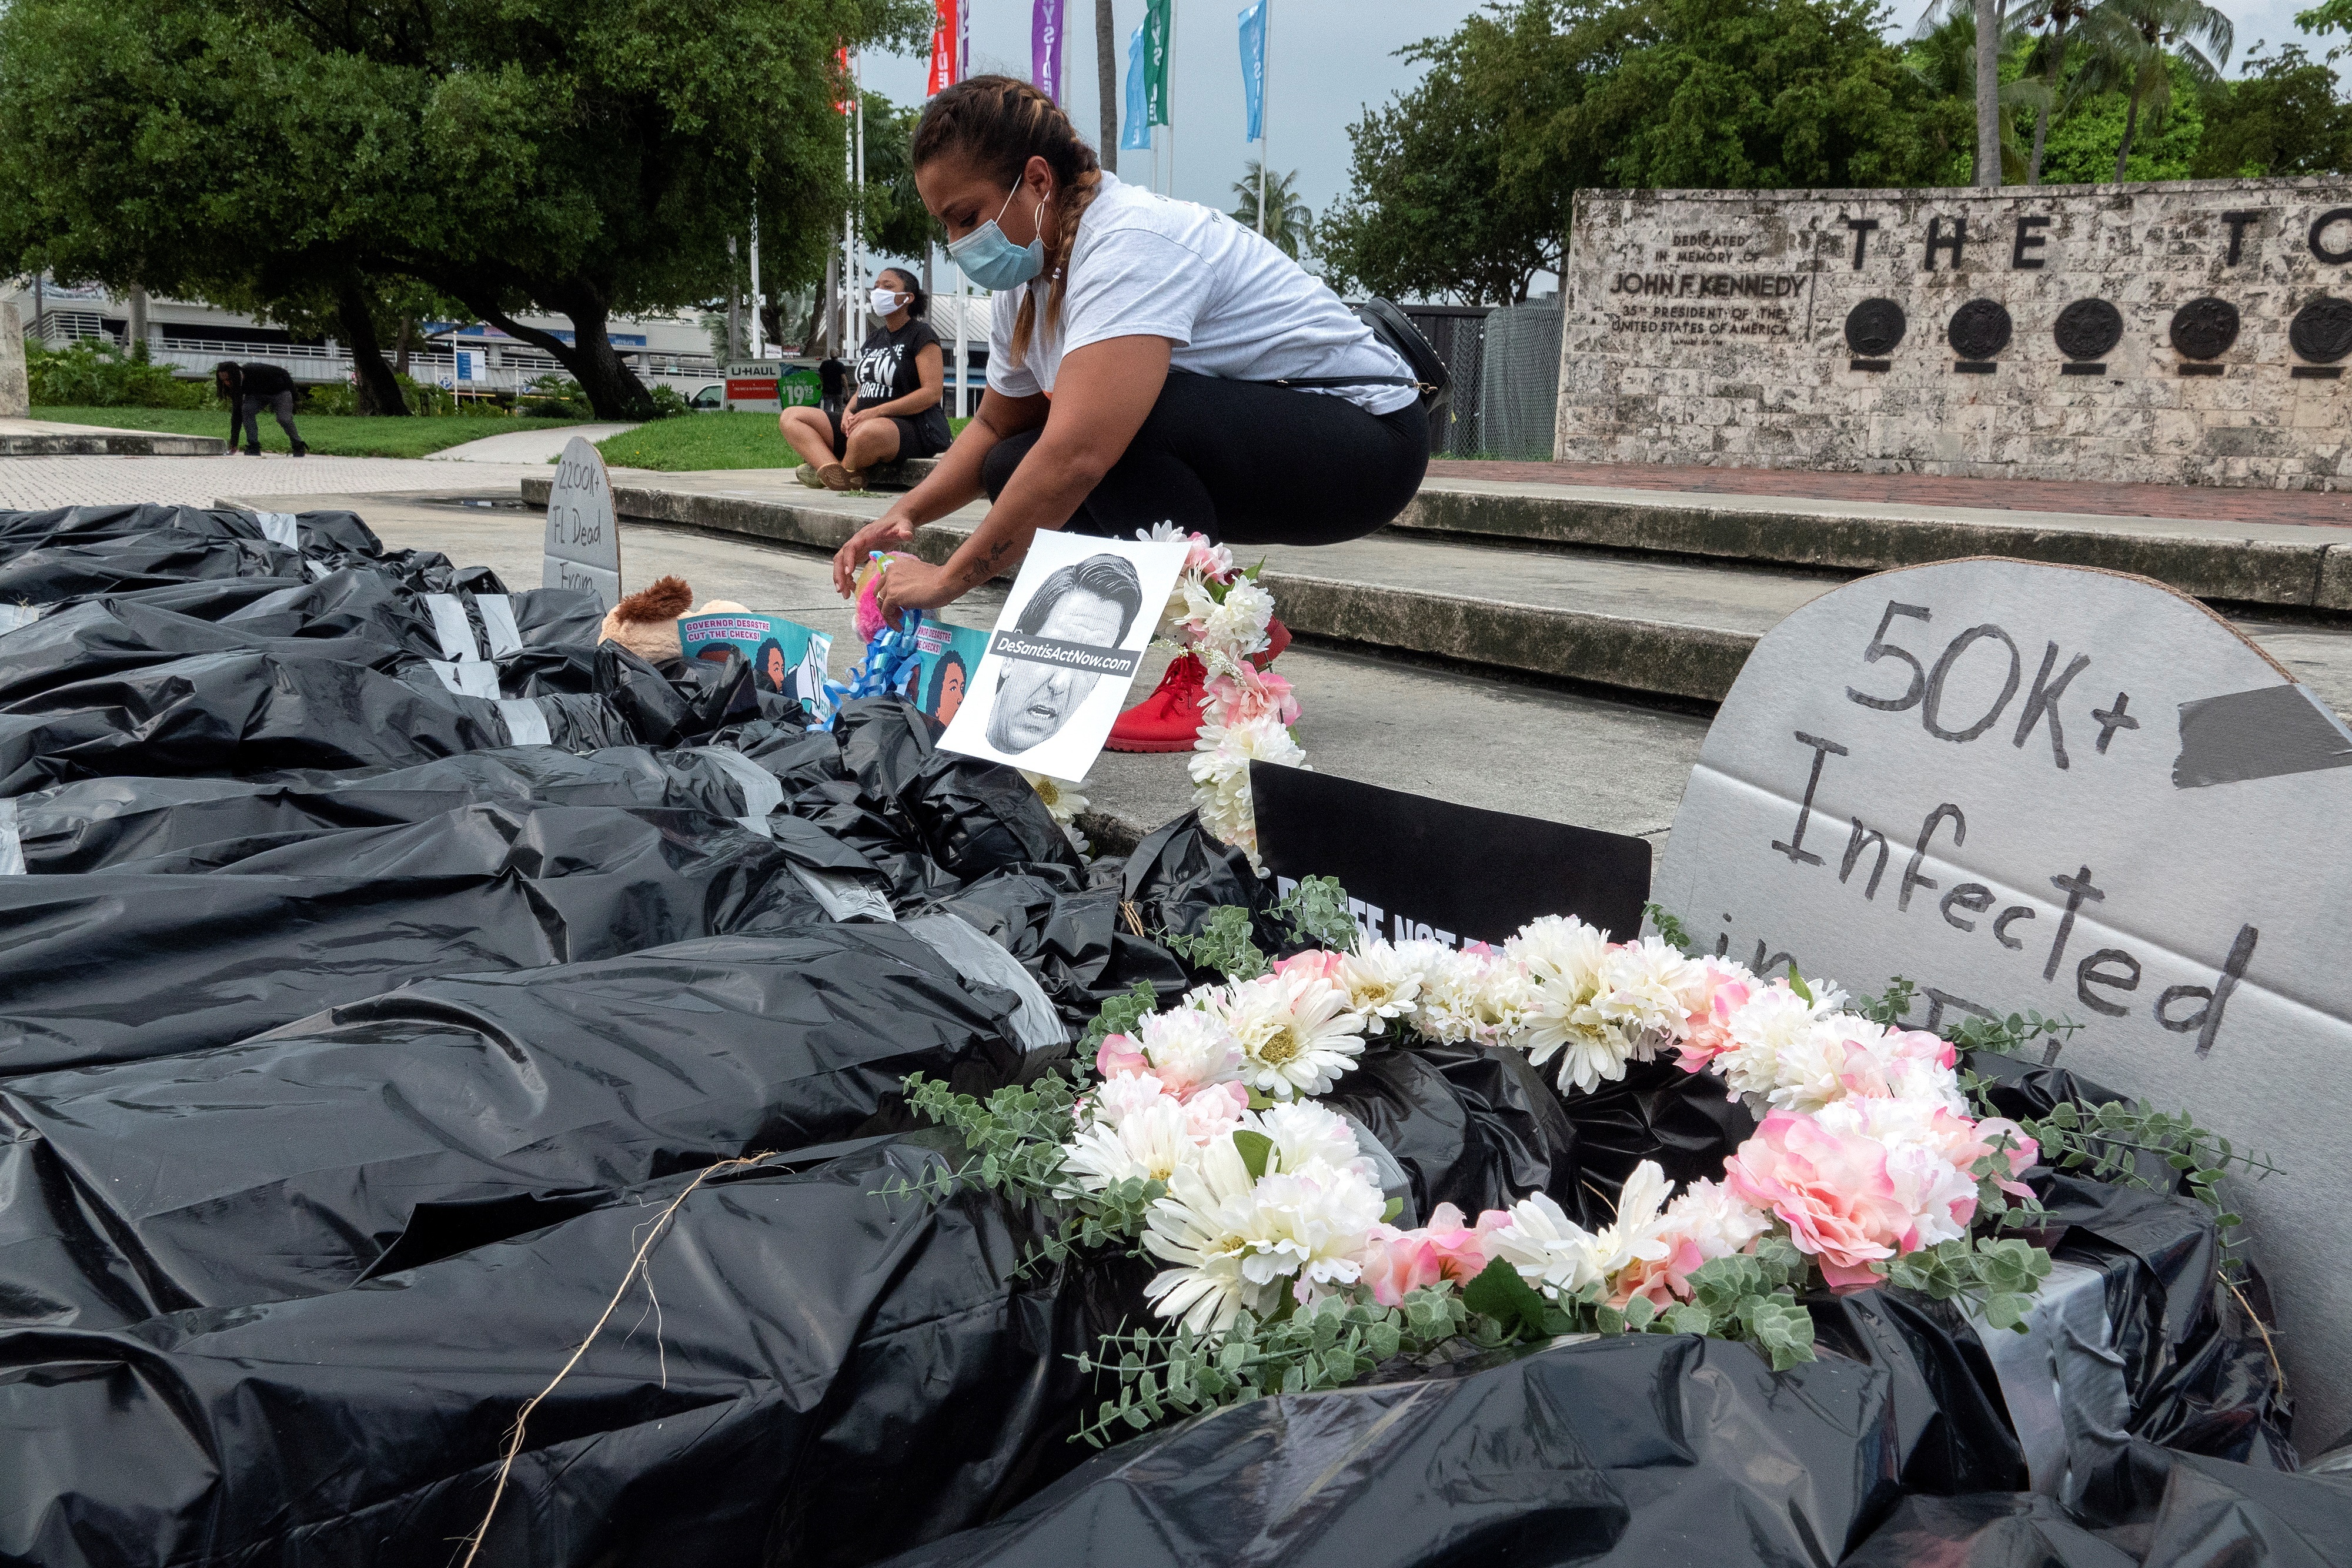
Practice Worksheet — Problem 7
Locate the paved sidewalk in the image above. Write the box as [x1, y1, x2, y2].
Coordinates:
[426, 423, 637, 463]
[0, 453, 553, 508]
[1426, 458, 2352, 526]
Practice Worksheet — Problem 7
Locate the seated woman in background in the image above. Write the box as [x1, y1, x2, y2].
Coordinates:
[780, 268, 953, 492]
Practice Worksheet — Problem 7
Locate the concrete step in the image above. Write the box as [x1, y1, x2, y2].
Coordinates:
[803, 455, 2352, 614]
[1392, 478, 2352, 613]
[0, 426, 228, 457]
[524, 471, 2352, 714]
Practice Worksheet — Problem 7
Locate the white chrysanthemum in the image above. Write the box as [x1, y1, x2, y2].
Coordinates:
[1135, 1007, 1247, 1096]
[1484, 1191, 1606, 1300]
[1209, 968, 1367, 1099]
[1402, 942, 1528, 1046]
[1019, 770, 1087, 825]
[1589, 1160, 1679, 1278]
[1714, 982, 1844, 1105]
[1595, 938, 1707, 1041]
[1188, 713, 1307, 865]
[1334, 940, 1424, 1033]
[1200, 577, 1275, 659]
[1062, 1098, 1200, 1194]
[1252, 1099, 1371, 1180]
[1232, 1160, 1387, 1293]
[1663, 1178, 1772, 1262]
[1506, 917, 1631, 1092]
[1142, 1136, 1272, 1333]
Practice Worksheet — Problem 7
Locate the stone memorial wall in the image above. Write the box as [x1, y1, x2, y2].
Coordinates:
[1556, 178, 2352, 487]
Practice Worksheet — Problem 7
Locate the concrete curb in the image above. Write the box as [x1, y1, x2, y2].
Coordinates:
[524, 476, 1764, 703]
[1, 431, 228, 457]
[1395, 485, 2352, 611]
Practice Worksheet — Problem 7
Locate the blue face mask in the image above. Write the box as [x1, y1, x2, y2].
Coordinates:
[947, 183, 1046, 292]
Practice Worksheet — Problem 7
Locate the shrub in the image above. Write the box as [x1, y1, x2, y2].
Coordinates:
[26, 339, 210, 409]
[647, 383, 691, 419]
[519, 373, 591, 420]
[302, 381, 356, 416]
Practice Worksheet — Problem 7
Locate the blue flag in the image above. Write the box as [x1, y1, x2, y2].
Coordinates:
[1121, 21, 1151, 151]
[1237, 1, 1265, 143]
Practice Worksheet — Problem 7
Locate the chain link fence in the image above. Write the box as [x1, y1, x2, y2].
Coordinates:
[1476, 299, 1564, 461]
[1398, 305, 1488, 457]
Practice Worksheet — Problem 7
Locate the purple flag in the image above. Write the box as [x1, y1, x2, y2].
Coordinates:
[1032, 0, 1065, 103]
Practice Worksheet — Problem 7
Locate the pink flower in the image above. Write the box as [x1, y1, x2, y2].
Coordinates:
[1095, 1033, 1148, 1080]
[1203, 670, 1300, 727]
[1272, 948, 1345, 984]
[1182, 1080, 1251, 1138]
[1185, 537, 1237, 579]
[1940, 1113, 2040, 1201]
[1608, 1236, 1706, 1310]
[1359, 1203, 1504, 1305]
[1725, 1110, 1914, 1290]
[1675, 962, 1753, 1072]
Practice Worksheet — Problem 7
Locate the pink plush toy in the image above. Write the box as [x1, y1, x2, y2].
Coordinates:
[853, 552, 917, 642]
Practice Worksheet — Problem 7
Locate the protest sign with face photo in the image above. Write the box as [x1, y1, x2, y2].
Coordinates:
[938, 530, 1188, 780]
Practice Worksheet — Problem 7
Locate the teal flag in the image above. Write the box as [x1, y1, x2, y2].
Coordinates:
[1122, 22, 1151, 150]
[1237, 1, 1264, 142]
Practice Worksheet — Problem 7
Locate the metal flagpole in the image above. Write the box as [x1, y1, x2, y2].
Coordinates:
[749, 202, 764, 358]
[853, 51, 867, 310]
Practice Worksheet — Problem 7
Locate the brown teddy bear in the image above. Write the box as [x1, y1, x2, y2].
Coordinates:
[594, 577, 751, 664]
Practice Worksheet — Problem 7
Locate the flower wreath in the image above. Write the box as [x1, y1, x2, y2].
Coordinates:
[1140, 523, 1304, 872]
[902, 895, 2070, 1445]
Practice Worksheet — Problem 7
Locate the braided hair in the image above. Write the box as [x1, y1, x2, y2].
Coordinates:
[912, 75, 1101, 368]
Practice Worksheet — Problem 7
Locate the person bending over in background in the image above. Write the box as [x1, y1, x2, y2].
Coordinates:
[780, 267, 951, 493]
[827, 76, 1429, 751]
[213, 361, 308, 457]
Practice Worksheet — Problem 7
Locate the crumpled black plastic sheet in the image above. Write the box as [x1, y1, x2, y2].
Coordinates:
[1843, 1443, 2352, 1567]
[0, 503, 380, 565]
[1117, 810, 1278, 957]
[0, 928, 1027, 1329]
[0, 1140, 1126, 1568]
[1322, 1039, 1583, 1223]
[1966, 1052, 2293, 1469]
[875, 1322, 2018, 1568]
[0, 530, 303, 601]
[1554, 1057, 1759, 1216]
[0, 643, 652, 791]
[5, 741, 863, 873]
[0, 802, 833, 1074]
[924, 865, 1192, 1030]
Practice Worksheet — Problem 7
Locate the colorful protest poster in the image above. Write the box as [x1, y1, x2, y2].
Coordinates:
[679, 611, 835, 721]
[891, 616, 991, 727]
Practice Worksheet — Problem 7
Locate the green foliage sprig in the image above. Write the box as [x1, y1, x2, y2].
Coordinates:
[1272, 875, 1358, 953]
[1074, 1287, 1469, 1445]
[1160, 906, 1268, 982]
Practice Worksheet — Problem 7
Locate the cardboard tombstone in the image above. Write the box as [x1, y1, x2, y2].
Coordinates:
[543, 434, 622, 615]
[1652, 557, 2352, 1440]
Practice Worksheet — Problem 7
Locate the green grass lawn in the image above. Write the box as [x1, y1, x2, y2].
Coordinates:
[31, 405, 583, 459]
[596, 411, 970, 472]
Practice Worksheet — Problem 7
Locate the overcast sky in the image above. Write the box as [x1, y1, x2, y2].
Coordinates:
[853, 0, 2340, 278]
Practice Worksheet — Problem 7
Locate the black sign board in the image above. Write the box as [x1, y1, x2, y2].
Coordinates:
[1250, 763, 1653, 948]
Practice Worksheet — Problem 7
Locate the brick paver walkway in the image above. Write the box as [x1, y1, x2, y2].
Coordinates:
[1428, 459, 2352, 526]
[0, 454, 549, 510]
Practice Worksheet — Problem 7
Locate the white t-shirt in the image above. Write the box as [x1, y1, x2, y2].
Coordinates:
[984, 172, 1419, 417]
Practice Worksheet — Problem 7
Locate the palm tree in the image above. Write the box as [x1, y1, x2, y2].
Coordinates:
[2017, 0, 2091, 185]
[2077, 0, 2231, 180]
[1231, 162, 1314, 260]
[1911, 6, 2050, 183]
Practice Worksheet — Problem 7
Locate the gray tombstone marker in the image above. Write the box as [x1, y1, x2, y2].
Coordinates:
[543, 434, 622, 615]
[1652, 557, 2352, 1440]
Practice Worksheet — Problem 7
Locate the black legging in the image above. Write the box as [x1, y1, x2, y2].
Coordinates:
[980, 370, 1429, 547]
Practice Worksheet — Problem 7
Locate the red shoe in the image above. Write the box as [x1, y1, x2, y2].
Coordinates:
[1107, 651, 1208, 752]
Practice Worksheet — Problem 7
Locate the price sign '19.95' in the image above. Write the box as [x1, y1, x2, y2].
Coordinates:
[543, 434, 622, 614]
